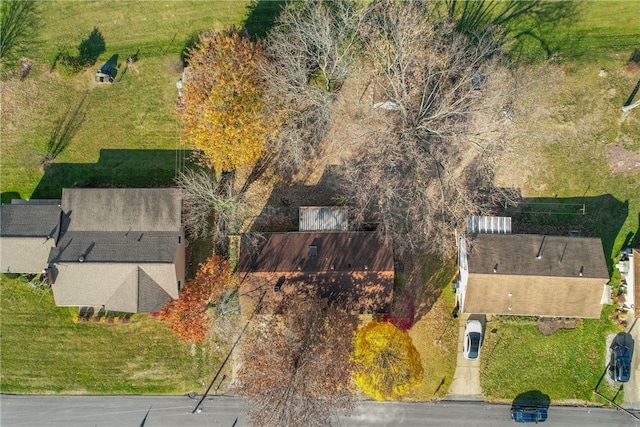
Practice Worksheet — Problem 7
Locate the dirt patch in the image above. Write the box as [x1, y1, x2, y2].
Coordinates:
[536, 317, 581, 336]
[605, 143, 640, 174]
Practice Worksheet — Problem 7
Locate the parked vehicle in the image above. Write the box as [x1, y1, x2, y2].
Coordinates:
[463, 319, 483, 360]
[611, 344, 631, 383]
[510, 407, 548, 423]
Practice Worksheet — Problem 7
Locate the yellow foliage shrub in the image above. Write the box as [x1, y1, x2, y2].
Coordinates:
[352, 321, 423, 400]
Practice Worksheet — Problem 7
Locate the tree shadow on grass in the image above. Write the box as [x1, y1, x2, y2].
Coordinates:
[242, 0, 287, 39]
[402, 253, 457, 324]
[41, 92, 88, 165]
[1, 192, 21, 204]
[78, 27, 106, 67]
[30, 148, 196, 199]
[447, 0, 582, 59]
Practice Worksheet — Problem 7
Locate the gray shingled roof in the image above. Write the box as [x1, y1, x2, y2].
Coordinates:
[463, 234, 609, 318]
[1, 203, 61, 273]
[61, 188, 182, 232]
[1, 204, 61, 238]
[49, 188, 184, 313]
[49, 231, 179, 264]
[467, 234, 609, 279]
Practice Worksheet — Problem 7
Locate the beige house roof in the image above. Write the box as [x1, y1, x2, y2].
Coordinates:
[464, 274, 606, 318]
[463, 234, 609, 318]
[1, 203, 61, 274]
[238, 232, 394, 314]
[52, 263, 179, 313]
[0, 237, 56, 274]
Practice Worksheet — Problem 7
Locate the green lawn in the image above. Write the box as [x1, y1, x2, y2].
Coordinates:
[0, 0, 264, 202]
[517, 1, 640, 59]
[480, 311, 622, 405]
[0, 276, 217, 394]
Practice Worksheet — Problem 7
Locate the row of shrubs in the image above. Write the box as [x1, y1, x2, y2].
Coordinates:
[72, 314, 131, 325]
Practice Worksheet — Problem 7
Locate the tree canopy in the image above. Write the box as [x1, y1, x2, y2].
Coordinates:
[178, 29, 269, 176]
[352, 321, 423, 400]
[160, 255, 234, 342]
[235, 296, 357, 427]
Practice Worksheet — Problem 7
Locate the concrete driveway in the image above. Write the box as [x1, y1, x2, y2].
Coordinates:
[623, 315, 640, 410]
[447, 313, 484, 399]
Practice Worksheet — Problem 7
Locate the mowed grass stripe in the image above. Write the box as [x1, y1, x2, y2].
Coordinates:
[0, 277, 216, 394]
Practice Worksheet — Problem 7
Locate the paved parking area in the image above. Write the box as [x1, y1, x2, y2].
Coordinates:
[447, 313, 484, 398]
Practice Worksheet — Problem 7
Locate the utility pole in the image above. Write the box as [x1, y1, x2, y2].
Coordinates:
[192, 290, 266, 414]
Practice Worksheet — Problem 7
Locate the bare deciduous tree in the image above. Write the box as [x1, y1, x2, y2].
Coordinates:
[175, 168, 248, 250]
[234, 295, 357, 427]
[260, 0, 366, 179]
[341, 0, 517, 255]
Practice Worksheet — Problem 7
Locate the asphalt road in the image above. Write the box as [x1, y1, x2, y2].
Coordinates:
[1, 395, 638, 427]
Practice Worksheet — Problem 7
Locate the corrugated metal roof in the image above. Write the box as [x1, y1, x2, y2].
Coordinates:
[299, 207, 348, 231]
[466, 216, 511, 234]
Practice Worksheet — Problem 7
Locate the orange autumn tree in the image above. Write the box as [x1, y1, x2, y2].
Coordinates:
[351, 321, 423, 400]
[160, 255, 233, 342]
[178, 28, 269, 176]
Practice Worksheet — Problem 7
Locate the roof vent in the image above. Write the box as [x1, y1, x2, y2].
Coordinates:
[78, 256, 85, 263]
[493, 264, 498, 273]
[309, 245, 318, 257]
[508, 306, 512, 311]
[508, 292, 512, 297]
[364, 265, 369, 270]
[579, 266, 584, 277]
[330, 264, 335, 270]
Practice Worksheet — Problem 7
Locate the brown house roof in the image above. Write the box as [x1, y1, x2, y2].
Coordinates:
[463, 234, 609, 318]
[238, 232, 394, 314]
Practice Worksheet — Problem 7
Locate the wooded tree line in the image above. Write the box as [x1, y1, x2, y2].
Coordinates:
[177, 0, 572, 255]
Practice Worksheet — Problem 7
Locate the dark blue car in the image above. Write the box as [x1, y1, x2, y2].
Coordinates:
[510, 407, 548, 423]
[611, 344, 631, 383]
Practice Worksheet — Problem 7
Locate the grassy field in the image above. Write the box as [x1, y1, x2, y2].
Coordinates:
[480, 311, 623, 405]
[0, 0, 275, 202]
[0, 276, 218, 394]
[517, 1, 640, 59]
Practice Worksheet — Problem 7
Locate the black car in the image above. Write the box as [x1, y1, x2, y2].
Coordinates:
[611, 344, 631, 383]
[510, 407, 548, 423]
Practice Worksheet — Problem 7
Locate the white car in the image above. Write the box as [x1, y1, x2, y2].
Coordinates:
[463, 320, 483, 360]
